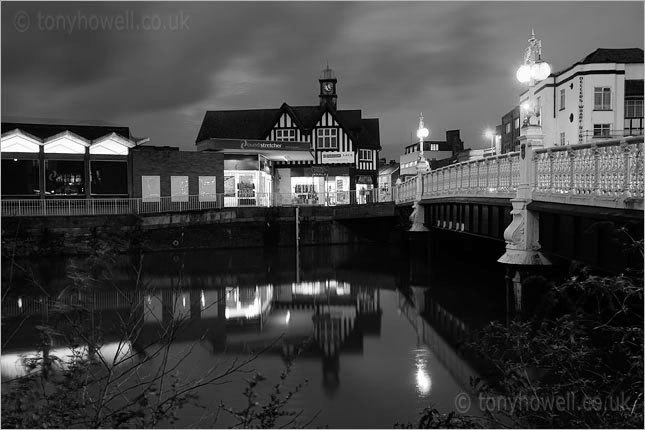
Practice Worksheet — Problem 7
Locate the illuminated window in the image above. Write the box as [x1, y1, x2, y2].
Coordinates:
[593, 124, 611, 138]
[359, 149, 372, 161]
[560, 89, 565, 110]
[171, 176, 189, 202]
[142, 176, 160, 202]
[594, 87, 611, 110]
[316, 128, 338, 149]
[560, 132, 566, 146]
[275, 129, 296, 141]
[199, 176, 217, 201]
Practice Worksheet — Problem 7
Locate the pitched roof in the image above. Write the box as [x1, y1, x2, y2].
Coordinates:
[359, 118, 381, 150]
[1, 121, 132, 141]
[578, 48, 644, 65]
[196, 103, 380, 149]
[378, 163, 399, 176]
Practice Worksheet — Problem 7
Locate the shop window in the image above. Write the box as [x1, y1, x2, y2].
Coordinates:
[1, 159, 40, 196]
[593, 124, 611, 138]
[594, 87, 611, 110]
[142, 176, 160, 202]
[316, 128, 338, 149]
[359, 149, 373, 161]
[90, 160, 127, 195]
[171, 176, 189, 202]
[199, 176, 217, 201]
[625, 99, 644, 118]
[45, 160, 85, 196]
[275, 129, 296, 141]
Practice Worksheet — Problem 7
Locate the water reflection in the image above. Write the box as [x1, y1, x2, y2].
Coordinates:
[2, 244, 506, 427]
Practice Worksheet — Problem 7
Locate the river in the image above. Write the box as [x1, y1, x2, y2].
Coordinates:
[1, 242, 508, 428]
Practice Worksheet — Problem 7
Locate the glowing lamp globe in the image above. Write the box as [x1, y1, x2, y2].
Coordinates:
[417, 127, 429, 139]
[535, 62, 551, 81]
[516, 64, 531, 83]
[484, 129, 494, 139]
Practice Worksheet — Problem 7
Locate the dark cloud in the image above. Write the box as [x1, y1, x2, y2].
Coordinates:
[2, 1, 643, 160]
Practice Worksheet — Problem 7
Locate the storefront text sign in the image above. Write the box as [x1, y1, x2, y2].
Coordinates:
[240, 140, 306, 151]
[321, 151, 354, 164]
[312, 166, 328, 177]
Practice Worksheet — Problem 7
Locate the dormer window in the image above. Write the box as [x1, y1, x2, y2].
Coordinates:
[275, 129, 296, 141]
[316, 128, 337, 149]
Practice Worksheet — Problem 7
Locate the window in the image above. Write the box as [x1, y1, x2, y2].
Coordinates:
[90, 161, 128, 195]
[514, 117, 520, 130]
[199, 176, 217, 201]
[316, 128, 338, 149]
[560, 89, 565, 110]
[560, 132, 566, 146]
[505, 123, 511, 134]
[625, 118, 644, 136]
[1, 159, 40, 196]
[593, 124, 611, 138]
[594, 87, 611, 110]
[171, 176, 189, 202]
[359, 149, 373, 161]
[275, 129, 296, 141]
[429, 143, 438, 151]
[625, 99, 644, 118]
[142, 176, 160, 202]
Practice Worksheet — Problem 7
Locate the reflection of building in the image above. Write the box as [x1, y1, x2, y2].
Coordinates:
[1, 121, 148, 198]
[195, 66, 381, 205]
[399, 130, 464, 178]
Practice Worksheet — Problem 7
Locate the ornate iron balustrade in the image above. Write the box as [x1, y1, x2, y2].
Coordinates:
[394, 137, 643, 210]
[533, 137, 643, 207]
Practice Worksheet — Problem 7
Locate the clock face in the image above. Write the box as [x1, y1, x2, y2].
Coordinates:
[323, 82, 334, 94]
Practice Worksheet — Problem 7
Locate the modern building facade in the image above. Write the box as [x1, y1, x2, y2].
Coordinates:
[519, 48, 644, 147]
[399, 130, 464, 177]
[1, 121, 148, 199]
[196, 67, 381, 206]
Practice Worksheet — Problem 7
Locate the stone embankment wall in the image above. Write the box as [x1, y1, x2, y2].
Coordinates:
[2, 204, 405, 257]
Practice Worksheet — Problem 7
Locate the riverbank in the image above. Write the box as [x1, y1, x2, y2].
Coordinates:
[1, 204, 407, 257]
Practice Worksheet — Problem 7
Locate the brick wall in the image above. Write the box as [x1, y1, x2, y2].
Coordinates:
[130, 149, 224, 198]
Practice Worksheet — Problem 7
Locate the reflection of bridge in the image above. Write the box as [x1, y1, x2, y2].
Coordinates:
[395, 137, 643, 271]
[397, 289, 478, 393]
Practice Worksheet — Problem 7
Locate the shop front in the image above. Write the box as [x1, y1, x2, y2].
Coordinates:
[198, 138, 314, 207]
[278, 165, 352, 206]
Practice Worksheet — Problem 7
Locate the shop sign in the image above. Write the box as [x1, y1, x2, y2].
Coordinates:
[357, 175, 373, 184]
[240, 139, 306, 151]
[321, 151, 354, 164]
[312, 166, 328, 177]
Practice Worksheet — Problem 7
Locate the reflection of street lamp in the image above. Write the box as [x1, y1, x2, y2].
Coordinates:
[416, 113, 430, 173]
[516, 30, 551, 128]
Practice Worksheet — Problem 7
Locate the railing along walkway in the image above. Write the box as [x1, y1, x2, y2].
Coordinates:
[395, 137, 644, 210]
[1, 190, 385, 217]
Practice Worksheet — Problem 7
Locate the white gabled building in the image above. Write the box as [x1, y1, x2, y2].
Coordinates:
[520, 48, 644, 147]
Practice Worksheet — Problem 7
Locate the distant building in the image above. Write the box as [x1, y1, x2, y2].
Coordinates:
[501, 106, 521, 154]
[377, 161, 399, 201]
[520, 48, 644, 147]
[399, 130, 464, 177]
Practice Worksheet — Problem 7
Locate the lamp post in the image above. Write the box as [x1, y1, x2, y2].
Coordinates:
[498, 29, 551, 267]
[409, 114, 430, 231]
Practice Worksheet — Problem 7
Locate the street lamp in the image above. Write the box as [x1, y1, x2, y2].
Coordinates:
[516, 30, 551, 128]
[416, 113, 430, 173]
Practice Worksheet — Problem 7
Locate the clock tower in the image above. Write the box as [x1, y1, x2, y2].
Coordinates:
[319, 65, 338, 108]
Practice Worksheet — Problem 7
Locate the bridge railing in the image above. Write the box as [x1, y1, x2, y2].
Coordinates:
[1, 189, 389, 217]
[422, 152, 520, 198]
[533, 137, 643, 206]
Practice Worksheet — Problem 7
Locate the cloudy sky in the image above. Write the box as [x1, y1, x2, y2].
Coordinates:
[2, 1, 643, 160]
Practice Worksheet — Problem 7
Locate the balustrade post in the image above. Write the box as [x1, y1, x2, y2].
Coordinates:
[568, 148, 576, 194]
[496, 158, 501, 191]
[498, 125, 550, 266]
[592, 144, 601, 196]
[548, 150, 555, 193]
[621, 141, 632, 198]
